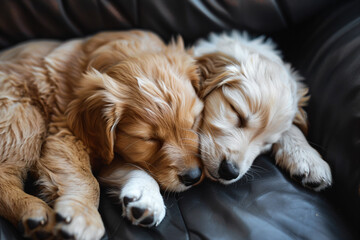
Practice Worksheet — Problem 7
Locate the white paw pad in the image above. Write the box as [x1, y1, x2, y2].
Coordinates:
[289, 147, 332, 191]
[120, 185, 166, 227]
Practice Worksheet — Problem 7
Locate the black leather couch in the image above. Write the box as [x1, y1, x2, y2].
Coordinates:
[0, 1, 359, 239]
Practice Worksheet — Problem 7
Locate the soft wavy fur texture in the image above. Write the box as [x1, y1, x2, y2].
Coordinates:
[0, 30, 203, 239]
[194, 31, 332, 191]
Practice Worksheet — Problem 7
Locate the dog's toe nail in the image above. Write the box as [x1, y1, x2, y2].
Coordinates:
[35, 231, 52, 240]
[55, 213, 71, 224]
[131, 207, 145, 219]
[123, 196, 136, 207]
[292, 174, 305, 182]
[59, 230, 74, 240]
[65, 216, 71, 223]
[18, 221, 25, 234]
[140, 215, 154, 226]
[305, 181, 321, 188]
[26, 218, 44, 230]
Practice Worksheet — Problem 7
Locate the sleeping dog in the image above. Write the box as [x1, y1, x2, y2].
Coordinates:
[0, 30, 203, 239]
[194, 31, 332, 191]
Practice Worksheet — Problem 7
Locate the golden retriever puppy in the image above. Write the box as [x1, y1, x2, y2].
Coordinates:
[0, 30, 203, 240]
[194, 31, 332, 191]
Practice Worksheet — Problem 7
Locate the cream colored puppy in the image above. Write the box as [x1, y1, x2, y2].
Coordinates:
[194, 31, 332, 191]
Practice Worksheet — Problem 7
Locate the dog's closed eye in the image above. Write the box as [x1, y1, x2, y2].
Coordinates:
[141, 137, 164, 147]
[230, 104, 247, 128]
[141, 137, 160, 142]
[130, 133, 162, 145]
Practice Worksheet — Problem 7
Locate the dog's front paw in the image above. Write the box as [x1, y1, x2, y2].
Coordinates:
[18, 202, 56, 240]
[120, 183, 166, 227]
[286, 147, 332, 191]
[54, 198, 105, 240]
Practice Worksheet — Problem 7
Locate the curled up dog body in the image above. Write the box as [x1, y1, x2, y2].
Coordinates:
[194, 31, 332, 191]
[0, 28, 333, 240]
[0, 30, 203, 240]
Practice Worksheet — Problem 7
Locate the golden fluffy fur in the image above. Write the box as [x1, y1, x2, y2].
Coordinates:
[0, 30, 203, 239]
[194, 31, 331, 190]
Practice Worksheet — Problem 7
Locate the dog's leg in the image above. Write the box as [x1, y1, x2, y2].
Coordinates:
[0, 167, 56, 239]
[273, 124, 332, 191]
[36, 125, 105, 240]
[0, 102, 56, 239]
[99, 161, 166, 227]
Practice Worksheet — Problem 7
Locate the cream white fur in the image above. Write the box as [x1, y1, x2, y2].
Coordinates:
[195, 31, 332, 190]
[98, 166, 166, 227]
[273, 125, 332, 191]
[120, 170, 166, 227]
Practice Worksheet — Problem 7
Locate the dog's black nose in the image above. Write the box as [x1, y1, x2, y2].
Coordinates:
[179, 167, 202, 186]
[218, 159, 239, 180]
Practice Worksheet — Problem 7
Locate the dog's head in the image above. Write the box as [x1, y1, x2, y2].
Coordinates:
[67, 33, 204, 192]
[195, 33, 308, 184]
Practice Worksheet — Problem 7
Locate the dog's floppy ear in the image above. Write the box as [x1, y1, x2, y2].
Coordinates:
[196, 52, 239, 99]
[288, 68, 310, 135]
[293, 81, 310, 135]
[66, 69, 124, 164]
